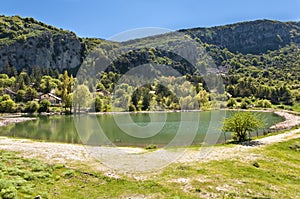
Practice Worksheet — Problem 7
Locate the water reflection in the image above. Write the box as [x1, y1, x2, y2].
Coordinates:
[0, 111, 284, 147]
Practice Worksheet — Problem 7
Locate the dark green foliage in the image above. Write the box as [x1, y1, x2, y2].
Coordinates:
[252, 161, 260, 168]
[226, 98, 237, 108]
[145, 144, 157, 150]
[38, 99, 51, 113]
[0, 95, 15, 113]
[24, 101, 39, 113]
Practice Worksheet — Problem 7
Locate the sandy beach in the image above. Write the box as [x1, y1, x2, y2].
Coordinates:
[0, 115, 36, 127]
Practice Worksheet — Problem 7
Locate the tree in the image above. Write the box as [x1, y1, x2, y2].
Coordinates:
[222, 111, 264, 142]
[24, 101, 39, 113]
[64, 93, 73, 113]
[61, 70, 69, 104]
[0, 98, 16, 113]
[40, 76, 57, 93]
[227, 98, 237, 108]
[196, 88, 210, 110]
[38, 99, 51, 113]
[16, 89, 26, 102]
[0, 95, 15, 113]
[25, 87, 38, 101]
[73, 84, 92, 113]
[256, 99, 272, 108]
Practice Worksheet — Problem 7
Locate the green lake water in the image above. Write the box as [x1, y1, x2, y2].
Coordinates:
[0, 110, 284, 147]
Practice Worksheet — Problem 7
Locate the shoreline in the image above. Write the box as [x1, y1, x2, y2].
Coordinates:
[1, 109, 300, 130]
[0, 115, 36, 127]
[269, 111, 300, 130]
[0, 109, 299, 173]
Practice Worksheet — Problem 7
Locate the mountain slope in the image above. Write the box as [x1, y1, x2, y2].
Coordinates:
[179, 19, 300, 54]
[0, 15, 300, 72]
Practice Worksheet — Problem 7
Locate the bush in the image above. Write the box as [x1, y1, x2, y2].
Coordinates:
[145, 144, 157, 150]
[0, 99, 16, 113]
[38, 99, 51, 113]
[24, 101, 39, 113]
[227, 98, 237, 108]
[252, 161, 260, 168]
[240, 99, 249, 109]
[0, 180, 17, 199]
[1, 186, 17, 199]
[256, 99, 272, 108]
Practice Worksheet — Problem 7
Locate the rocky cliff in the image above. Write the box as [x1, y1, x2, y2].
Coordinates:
[0, 15, 300, 72]
[0, 15, 86, 71]
[180, 20, 300, 54]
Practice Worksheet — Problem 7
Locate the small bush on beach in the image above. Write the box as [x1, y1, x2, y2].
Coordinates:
[145, 144, 157, 150]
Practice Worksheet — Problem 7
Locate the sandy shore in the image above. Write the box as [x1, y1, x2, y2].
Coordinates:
[270, 111, 300, 130]
[0, 115, 36, 127]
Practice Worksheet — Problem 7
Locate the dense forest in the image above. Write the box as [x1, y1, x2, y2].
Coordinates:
[0, 15, 299, 113]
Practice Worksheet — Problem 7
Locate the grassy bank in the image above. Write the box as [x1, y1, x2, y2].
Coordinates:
[157, 138, 300, 198]
[1, 137, 299, 198]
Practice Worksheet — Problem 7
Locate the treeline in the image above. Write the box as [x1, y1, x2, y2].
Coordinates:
[0, 66, 74, 113]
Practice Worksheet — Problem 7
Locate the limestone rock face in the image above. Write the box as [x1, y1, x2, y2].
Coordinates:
[0, 15, 86, 70]
[180, 20, 300, 54]
[0, 31, 85, 70]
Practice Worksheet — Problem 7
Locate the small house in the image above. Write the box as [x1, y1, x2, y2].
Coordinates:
[40, 93, 62, 105]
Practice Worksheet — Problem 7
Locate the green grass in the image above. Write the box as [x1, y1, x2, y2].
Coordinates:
[0, 151, 192, 199]
[156, 138, 300, 198]
[1, 137, 300, 198]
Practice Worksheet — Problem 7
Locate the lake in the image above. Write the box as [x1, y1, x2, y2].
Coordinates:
[0, 110, 284, 147]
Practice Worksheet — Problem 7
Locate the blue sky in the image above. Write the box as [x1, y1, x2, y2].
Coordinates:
[1, 0, 300, 39]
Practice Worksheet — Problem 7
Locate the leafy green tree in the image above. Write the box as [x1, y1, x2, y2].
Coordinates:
[196, 88, 210, 110]
[222, 111, 264, 142]
[0, 74, 15, 88]
[256, 99, 272, 108]
[94, 96, 102, 112]
[40, 76, 57, 93]
[179, 96, 197, 110]
[24, 101, 39, 113]
[25, 87, 38, 101]
[16, 89, 26, 102]
[38, 99, 51, 113]
[73, 84, 92, 113]
[64, 93, 73, 113]
[227, 98, 237, 108]
[0, 98, 16, 113]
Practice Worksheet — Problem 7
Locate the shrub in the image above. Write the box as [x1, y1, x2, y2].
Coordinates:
[38, 99, 51, 113]
[240, 99, 249, 109]
[252, 161, 260, 168]
[227, 98, 237, 108]
[256, 99, 272, 108]
[1, 186, 17, 199]
[0, 99, 16, 113]
[145, 144, 157, 150]
[24, 101, 39, 113]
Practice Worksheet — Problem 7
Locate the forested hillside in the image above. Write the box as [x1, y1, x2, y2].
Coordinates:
[0, 15, 299, 113]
